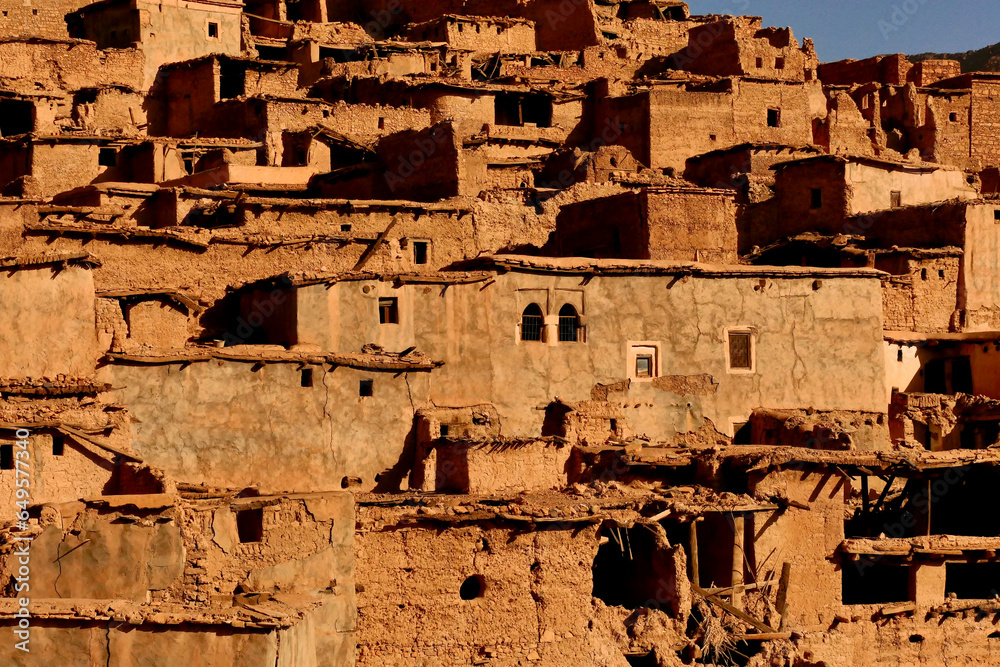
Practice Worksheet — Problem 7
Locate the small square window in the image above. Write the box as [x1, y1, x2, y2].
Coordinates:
[891, 190, 902, 208]
[341, 223, 352, 232]
[810, 188, 822, 209]
[755, 57, 763, 68]
[52, 435, 65, 457]
[440, 424, 449, 437]
[728, 332, 753, 371]
[359, 380, 374, 397]
[379, 298, 398, 324]
[99, 147, 117, 167]
[950, 112, 959, 122]
[301, 368, 314, 387]
[938, 269, 945, 279]
[635, 355, 653, 378]
[775, 57, 785, 70]
[709, 134, 717, 141]
[413, 241, 429, 265]
[208, 22, 219, 38]
[767, 108, 781, 128]
[236, 508, 263, 543]
[0, 444, 12, 470]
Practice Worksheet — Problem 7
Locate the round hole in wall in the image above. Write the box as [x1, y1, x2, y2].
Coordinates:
[341, 476, 362, 489]
[460, 574, 486, 600]
[909, 634, 924, 643]
[362, 285, 372, 294]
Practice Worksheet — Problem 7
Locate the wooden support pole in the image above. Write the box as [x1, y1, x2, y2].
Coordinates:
[862, 475, 871, 538]
[691, 584, 777, 634]
[775, 562, 792, 631]
[732, 514, 745, 609]
[873, 474, 896, 514]
[689, 520, 700, 587]
[926, 479, 933, 536]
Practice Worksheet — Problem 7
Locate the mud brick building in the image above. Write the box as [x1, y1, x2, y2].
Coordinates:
[4, 2, 1000, 666]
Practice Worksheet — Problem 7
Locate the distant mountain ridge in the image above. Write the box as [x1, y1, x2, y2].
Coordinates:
[911, 42, 1000, 73]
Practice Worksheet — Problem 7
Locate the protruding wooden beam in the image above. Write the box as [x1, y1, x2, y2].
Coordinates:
[775, 562, 792, 631]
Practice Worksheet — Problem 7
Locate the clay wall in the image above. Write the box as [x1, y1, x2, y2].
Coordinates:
[970, 78, 1000, 169]
[909, 59, 962, 87]
[354, 513, 651, 666]
[880, 256, 961, 333]
[0, 263, 97, 378]
[406, 17, 536, 54]
[679, 18, 817, 83]
[0, 40, 144, 95]
[555, 188, 739, 263]
[0, 0, 91, 40]
[643, 79, 816, 173]
[817, 53, 912, 86]
[70, 0, 244, 90]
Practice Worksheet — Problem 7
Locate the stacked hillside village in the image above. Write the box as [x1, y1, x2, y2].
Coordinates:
[5, 0, 1000, 666]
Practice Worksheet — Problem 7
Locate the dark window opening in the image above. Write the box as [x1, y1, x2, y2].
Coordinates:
[805, 68, 814, 80]
[950, 112, 959, 122]
[842, 559, 909, 605]
[709, 134, 717, 141]
[183, 155, 196, 174]
[0, 99, 34, 137]
[219, 60, 246, 100]
[728, 332, 752, 370]
[379, 298, 398, 324]
[891, 190, 902, 208]
[938, 269, 945, 278]
[924, 356, 973, 395]
[460, 575, 486, 600]
[921, 268, 928, 280]
[377, 117, 385, 130]
[286, 0, 304, 21]
[558, 304, 579, 342]
[810, 188, 822, 209]
[440, 424, 450, 437]
[208, 21, 219, 38]
[635, 354, 653, 378]
[341, 223, 352, 232]
[301, 368, 314, 387]
[236, 508, 263, 543]
[755, 57, 763, 68]
[319, 47, 364, 63]
[0, 444, 13, 470]
[521, 303, 543, 342]
[341, 476, 362, 488]
[733, 421, 752, 445]
[495, 92, 552, 127]
[897, 349, 904, 362]
[256, 45, 286, 60]
[775, 56, 785, 69]
[767, 108, 781, 128]
[413, 241, 429, 265]
[593, 524, 679, 611]
[99, 147, 117, 167]
[946, 562, 1000, 599]
[52, 435, 65, 457]
[359, 380, 374, 397]
[994, 210, 1000, 222]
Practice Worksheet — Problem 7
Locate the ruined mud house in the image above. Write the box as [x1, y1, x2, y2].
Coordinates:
[1, 1, 1000, 666]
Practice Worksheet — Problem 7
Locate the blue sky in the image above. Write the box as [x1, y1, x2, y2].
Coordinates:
[688, 1, 1000, 62]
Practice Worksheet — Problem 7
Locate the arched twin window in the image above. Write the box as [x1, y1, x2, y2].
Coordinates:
[520, 304, 580, 342]
[521, 304, 543, 341]
[558, 304, 579, 342]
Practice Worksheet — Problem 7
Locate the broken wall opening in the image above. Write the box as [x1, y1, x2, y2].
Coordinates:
[592, 522, 680, 613]
[495, 93, 552, 127]
[0, 99, 34, 137]
[842, 558, 910, 604]
[946, 562, 1000, 599]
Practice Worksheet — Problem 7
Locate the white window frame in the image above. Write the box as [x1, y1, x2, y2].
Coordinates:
[628, 342, 660, 382]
